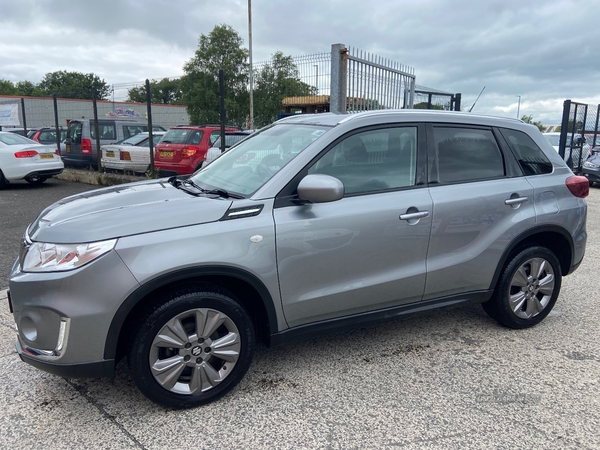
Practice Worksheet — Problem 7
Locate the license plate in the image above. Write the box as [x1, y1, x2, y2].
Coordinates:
[106, 151, 115, 158]
[160, 151, 174, 158]
[65, 144, 70, 153]
[39, 154, 54, 159]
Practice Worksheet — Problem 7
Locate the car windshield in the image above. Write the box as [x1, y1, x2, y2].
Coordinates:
[212, 133, 252, 149]
[120, 134, 149, 146]
[190, 124, 329, 196]
[0, 133, 37, 145]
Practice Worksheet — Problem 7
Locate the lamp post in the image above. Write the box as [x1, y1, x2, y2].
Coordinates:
[516, 95, 521, 119]
[248, 0, 254, 130]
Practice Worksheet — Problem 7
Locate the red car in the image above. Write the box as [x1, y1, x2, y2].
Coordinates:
[154, 125, 239, 175]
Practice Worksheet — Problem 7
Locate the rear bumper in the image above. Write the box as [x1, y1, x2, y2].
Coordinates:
[155, 161, 197, 175]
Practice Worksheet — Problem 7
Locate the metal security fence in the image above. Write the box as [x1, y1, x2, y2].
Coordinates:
[345, 46, 415, 111]
[414, 86, 461, 111]
[559, 99, 600, 173]
[277, 44, 417, 116]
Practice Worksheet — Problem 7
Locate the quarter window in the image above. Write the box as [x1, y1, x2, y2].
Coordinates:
[308, 127, 417, 195]
[499, 128, 553, 175]
[432, 127, 504, 183]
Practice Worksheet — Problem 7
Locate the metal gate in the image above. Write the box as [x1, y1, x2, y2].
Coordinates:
[559, 99, 600, 173]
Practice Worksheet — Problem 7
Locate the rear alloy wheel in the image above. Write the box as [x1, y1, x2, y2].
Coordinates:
[128, 288, 255, 408]
[482, 246, 561, 329]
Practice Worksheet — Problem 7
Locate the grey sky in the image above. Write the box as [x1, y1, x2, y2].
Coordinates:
[1, 0, 599, 123]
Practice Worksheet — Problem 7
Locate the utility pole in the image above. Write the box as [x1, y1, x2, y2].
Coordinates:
[517, 95, 521, 119]
[248, 0, 254, 130]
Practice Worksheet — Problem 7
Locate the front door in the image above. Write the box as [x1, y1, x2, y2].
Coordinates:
[274, 125, 433, 327]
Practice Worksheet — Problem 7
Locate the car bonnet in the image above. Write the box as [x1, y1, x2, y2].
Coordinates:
[27, 179, 232, 243]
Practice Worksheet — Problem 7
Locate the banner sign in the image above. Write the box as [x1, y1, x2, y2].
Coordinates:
[0, 103, 20, 126]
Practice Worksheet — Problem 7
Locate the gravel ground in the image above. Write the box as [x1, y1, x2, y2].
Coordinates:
[0, 182, 598, 449]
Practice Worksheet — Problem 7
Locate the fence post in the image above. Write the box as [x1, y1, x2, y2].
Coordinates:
[53, 95, 60, 151]
[330, 43, 348, 114]
[92, 89, 101, 172]
[559, 100, 571, 161]
[145, 79, 155, 175]
[20, 98, 27, 134]
[219, 69, 226, 154]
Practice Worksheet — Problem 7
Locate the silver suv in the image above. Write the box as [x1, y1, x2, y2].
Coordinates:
[8, 111, 589, 408]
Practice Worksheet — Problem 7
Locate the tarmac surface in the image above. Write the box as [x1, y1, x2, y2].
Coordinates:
[0, 178, 598, 449]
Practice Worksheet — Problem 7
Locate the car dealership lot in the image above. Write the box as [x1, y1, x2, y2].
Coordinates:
[0, 180, 599, 449]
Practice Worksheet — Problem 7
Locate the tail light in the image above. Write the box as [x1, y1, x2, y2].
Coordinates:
[55, 149, 60, 155]
[566, 175, 589, 198]
[121, 151, 131, 161]
[181, 146, 198, 158]
[82, 139, 92, 155]
[15, 150, 39, 158]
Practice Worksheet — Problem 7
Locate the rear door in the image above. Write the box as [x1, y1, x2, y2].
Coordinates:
[423, 124, 535, 300]
[274, 124, 433, 327]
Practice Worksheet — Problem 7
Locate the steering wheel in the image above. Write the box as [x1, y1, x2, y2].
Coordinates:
[256, 154, 284, 178]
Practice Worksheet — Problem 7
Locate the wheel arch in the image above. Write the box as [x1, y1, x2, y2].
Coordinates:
[105, 266, 280, 362]
[490, 225, 574, 291]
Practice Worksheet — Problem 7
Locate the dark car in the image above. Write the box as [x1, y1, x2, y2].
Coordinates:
[31, 127, 67, 145]
[582, 152, 600, 186]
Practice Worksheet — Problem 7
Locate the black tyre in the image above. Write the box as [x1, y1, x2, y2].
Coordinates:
[25, 176, 48, 185]
[128, 287, 255, 408]
[0, 170, 6, 189]
[482, 246, 561, 329]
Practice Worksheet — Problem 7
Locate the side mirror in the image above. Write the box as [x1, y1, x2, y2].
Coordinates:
[297, 174, 344, 204]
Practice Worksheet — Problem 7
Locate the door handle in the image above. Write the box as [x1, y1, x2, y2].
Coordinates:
[399, 211, 430, 221]
[504, 196, 528, 206]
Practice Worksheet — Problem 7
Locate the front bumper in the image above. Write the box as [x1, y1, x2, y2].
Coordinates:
[9, 250, 140, 378]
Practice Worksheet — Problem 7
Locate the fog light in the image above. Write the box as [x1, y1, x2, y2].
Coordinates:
[20, 316, 38, 342]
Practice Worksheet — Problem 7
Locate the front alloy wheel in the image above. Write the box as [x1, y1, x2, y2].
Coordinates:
[149, 308, 241, 395]
[129, 288, 255, 408]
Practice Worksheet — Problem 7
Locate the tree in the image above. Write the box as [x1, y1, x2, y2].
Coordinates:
[127, 78, 183, 104]
[181, 24, 249, 126]
[0, 79, 17, 95]
[37, 71, 111, 99]
[253, 51, 316, 127]
[521, 115, 546, 132]
[414, 102, 445, 110]
[15, 81, 41, 96]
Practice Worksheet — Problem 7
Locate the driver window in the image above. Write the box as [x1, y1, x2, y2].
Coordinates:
[308, 127, 417, 195]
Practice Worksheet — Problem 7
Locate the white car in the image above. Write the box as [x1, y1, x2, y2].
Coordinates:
[101, 131, 166, 174]
[0, 131, 64, 189]
[201, 131, 255, 168]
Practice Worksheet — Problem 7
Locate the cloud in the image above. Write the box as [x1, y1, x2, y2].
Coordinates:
[1, 0, 599, 122]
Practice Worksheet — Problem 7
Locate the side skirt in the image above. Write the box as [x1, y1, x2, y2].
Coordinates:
[268, 290, 493, 348]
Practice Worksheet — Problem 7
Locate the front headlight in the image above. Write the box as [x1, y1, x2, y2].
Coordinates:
[22, 239, 117, 273]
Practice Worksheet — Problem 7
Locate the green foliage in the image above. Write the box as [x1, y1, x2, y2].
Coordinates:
[413, 102, 445, 110]
[0, 79, 18, 95]
[127, 78, 183, 104]
[521, 115, 546, 132]
[182, 24, 249, 126]
[253, 51, 315, 127]
[37, 71, 111, 99]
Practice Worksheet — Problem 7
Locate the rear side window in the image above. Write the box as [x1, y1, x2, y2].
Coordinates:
[91, 122, 116, 140]
[432, 127, 504, 183]
[499, 128, 553, 175]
